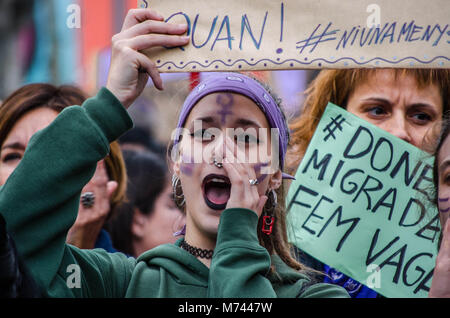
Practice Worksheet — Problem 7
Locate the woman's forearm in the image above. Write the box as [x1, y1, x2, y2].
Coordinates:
[0, 88, 133, 291]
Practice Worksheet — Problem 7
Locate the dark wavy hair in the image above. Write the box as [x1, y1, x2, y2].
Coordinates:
[433, 115, 450, 243]
[106, 150, 169, 256]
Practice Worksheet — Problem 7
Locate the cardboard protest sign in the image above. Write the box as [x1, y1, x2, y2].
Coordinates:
[286, 103, 440, 298]
[137, 0, 449, 72]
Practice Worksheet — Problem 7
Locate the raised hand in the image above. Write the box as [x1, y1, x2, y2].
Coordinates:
[106, 9, 189, 108]
[66, 161, 117, 249]
[222, 136, 268, 217]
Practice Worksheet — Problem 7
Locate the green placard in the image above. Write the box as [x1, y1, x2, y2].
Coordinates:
[286, 103, 440, 298]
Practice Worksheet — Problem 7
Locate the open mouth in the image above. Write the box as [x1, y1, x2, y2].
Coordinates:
[202, 174, 231, 211]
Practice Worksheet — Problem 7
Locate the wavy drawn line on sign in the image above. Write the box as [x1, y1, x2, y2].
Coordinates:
[157, 55, 449, 69]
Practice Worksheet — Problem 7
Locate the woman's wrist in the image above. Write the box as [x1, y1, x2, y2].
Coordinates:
[215, 208, 261, 251]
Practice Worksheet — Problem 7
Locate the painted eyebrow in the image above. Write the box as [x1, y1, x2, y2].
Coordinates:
[235, 118, 262, 128]
[1, 142, 25, 151]
[187, 116, 262, 129]
[439, 159, 450, 175]
[188, 116, 217, 128]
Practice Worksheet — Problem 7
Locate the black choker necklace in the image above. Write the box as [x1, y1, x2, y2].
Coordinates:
[180, 240, 214, 259]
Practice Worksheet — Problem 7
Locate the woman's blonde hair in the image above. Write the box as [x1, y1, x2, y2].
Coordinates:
[286, 69, 450, 175]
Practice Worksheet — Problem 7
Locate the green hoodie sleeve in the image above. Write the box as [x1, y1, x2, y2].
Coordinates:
[208, 208, 277, 298]
[209, 208, 350, 298]
[0, 88, 135, 297]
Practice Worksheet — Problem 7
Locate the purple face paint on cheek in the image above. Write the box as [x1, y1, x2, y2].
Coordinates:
[216, 93, 234, 125]
[180, 155, 195, 176]
[180, 164, 193, 176]
[257, 174, 268, 183]
[439, 197, 450, 213]
[254, 162, 270, 183]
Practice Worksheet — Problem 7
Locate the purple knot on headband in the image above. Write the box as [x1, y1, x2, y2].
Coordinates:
[175, 72, 295, 180]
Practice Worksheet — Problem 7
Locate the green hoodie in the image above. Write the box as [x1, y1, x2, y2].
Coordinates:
[0, 88, 349, 298]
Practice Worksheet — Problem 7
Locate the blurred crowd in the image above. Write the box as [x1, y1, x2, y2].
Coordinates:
[0, 3, 449, 300]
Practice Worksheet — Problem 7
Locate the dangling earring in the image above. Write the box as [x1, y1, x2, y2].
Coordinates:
[172, 174, 185, 209]
[262, 189, 277, 235]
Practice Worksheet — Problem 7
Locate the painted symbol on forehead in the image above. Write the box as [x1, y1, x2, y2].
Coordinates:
[254, 162, 270, 183]
[439, 197, 450, 213]
[180, 155, 195, 176]
[216, 93, 234, 125]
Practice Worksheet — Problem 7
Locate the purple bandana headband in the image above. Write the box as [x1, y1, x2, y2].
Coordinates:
[175, 72, 295, 180]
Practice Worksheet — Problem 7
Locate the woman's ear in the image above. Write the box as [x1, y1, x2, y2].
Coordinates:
[170, 142, 182, 177]
[269, 169, 282, 190]
[131, 207, 147, 239]
[173, 160, 181, 177]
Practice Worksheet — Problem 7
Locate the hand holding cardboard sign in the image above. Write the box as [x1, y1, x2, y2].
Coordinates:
[106, 9, 189, 108]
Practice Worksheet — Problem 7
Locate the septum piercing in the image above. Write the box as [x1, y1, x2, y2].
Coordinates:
[213, 158, 223, 169]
